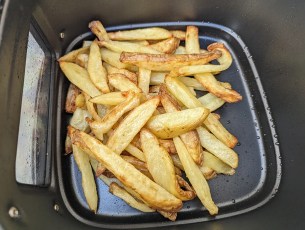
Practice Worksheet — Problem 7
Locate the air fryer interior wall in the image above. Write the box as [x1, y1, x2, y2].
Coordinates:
[0, 0, 305, 230]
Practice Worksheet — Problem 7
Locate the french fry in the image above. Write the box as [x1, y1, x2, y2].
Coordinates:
[108, 73, 141, 93]
[199, 164, 217, 180]
[185, 26, 200, 54]
[59, 62, 101, 97]
[174, 46, 186, 54]
[88, 41, 110, 93]
[75, 93, 86, 109]
[75, 53, 89, 69]
[107, 27, 172, 41]
[90, 91, 128, 105]
[204, 113, 238, 148]
[88, 91, 141, 140]
[109, 182, 155, 212]
[84, 93, 102, 122]
[96, 104, 109, 118]
[202, 151, 235, 175]
[58, 46, 89, 62]
[125, 143, 146, 162]
[121, 155, 153, 180]
[107, 97, 160, 154]
[149, 37, 180, 54]
[141, 129, 195, 201]
[128, 40, 150, 46]
[159, 139, 177, 154]
[88, 20, 110, 41]
[120, 50, 221, 71]
[69, 108, 92, 132]
[188, 87, 196, 96]
[65, 84, 81, 113]
[82, 40, 92, 47]
[99, 40, 161, 54]
[197, 126, 238, 168]
[198, 93, 225, 111]
[138, 68, 151, 94]
[173, 137, 218, 215]
[72, 145, 98, 213]
[69, 127, 182, 212]
[171, 30, 186, 40]
[103, 63, 137, 85]
[101, 48, 137, 71]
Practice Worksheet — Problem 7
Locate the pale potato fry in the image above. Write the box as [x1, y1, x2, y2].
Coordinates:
[82, 40, 92, 47]
[59, 62, 101, 97]
[128, 40, 150, 45]
[107, 27, 172, 40]
[90, 91, 128, 105]
[75, 93, 86, 109]
[84, 93, 102, 122]
[58, 46, 89, 62]
[197, 126, 238, 168]
[108, 73, 141, 93]
[125, 144, 146, 162]
[75, 53, 89, 68]
[149, 37, 180, 54]
[146, 107, 209, 139]
[121, 155, 153, 180]
[174, 46, 186, 54]
[120, 50, 221, 71]
[101, 48, 136, 71]
[107, 97, 159, 154]
[188, 87, 196, 96]
[173, 137, 218, 215]
[88, 41, 110, 93]
[199, 164, 217, 180]
[185, 26, 200, 54]
[65, 84, 81, 113]
[72, 145, 98, 212]
[202, 151, 235, 175]
[141, 129, 195, 201]
[171, 30, 186, 40]
[96, 104, 109, 118]
[99, 40, 161, 54]
[198, 93, 225, 111]
[109, 182, 155, 212]
[88, 20, 110, 41]
[103, 63, 137, 85]
[138, 68, 151, 94]
[69, 127, 182, 212]
[88, 91, 141, 140]
[204, 113, 238, 148]
[70, 108, 92, 132]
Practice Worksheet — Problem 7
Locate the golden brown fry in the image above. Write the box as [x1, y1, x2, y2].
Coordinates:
[173, 137, 218, 215]
[120, 50, 221, 71]
[149, 37, 180, 54]
[204, 113, 238, 148]
[197, 126, 238, 168]
[88, 91, 141, 140]
[108, 73, 141, 93]
[107, 27, 172, 41]
[198, 93, 225, 111]
[75, 53, 89, 69]
[84, 93, 102, 122]
[199, 164, 217, 180]
[90, 91, 128, 106]
[101, 48, 136, 71]
[202, 151, 235, 175]
[88, 20, 110, 41]
[121, 155, 153, 180]
[138, 68, 151, 95]
[59, 62, 101, 97]
[88, 41, 110, 93]
[69, 127, 182, 212]
[146, 107, 209, 139]
[72, 145, 98, 213]
[141, 129, 195, 201]
[159, 139, 177, 154]
[171, 30, 186, 40]
[158, 211, 177, 221]
[65, 84, 81, 113]
[58, 46, 89, 62]
[103, 63, 137, 85]
[185, 26, 200, 54]
[107, 96, 160, 154]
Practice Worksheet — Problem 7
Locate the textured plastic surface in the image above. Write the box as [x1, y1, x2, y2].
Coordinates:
[58, 22, 281, 228]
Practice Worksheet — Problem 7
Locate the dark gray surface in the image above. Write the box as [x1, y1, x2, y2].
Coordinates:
[0, 0, 304, 229]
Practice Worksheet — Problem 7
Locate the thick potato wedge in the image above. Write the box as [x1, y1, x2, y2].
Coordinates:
[204, 113, 238, 148]
[58, 46, 89, 62]
[120, 50, 221, 71]
[101, 48, 136, 71]
[109, 182, 155, 212]
[103, 63, 137, 85]
[125, 144, 146, 162]
[107, 27, 172, 41]
[59, 62, 101, 97]
[88, 91, 141, 140]
[99, 40, 161, 54]
[202, 151, 235, 175]
[72, 145, 98, 213]
[88, 41, 110, 93]
[138, 68, 151, 94]
[108, 73, 141, 93]
[185, 26, 200, 54]
[88, 20, 110, 41]
[171, 30, 186, 40]
[146, 107, 209, 139]
[69, 127, 182, 212]
[149, 37, 180, 54]
[197, 126, 238, 168]
[141, 129, 195, 201]
[198, 93, 225, 111]
[75, 53, 89, 69]
[69, 108, 92, 132]
[173, 137, 218, 215]
[65, 84, 81, 113]
[107, 97, 160, 154]
[90, 91, 128, 106]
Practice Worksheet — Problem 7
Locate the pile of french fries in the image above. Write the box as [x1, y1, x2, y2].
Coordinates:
[59, 20, 242, 221]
